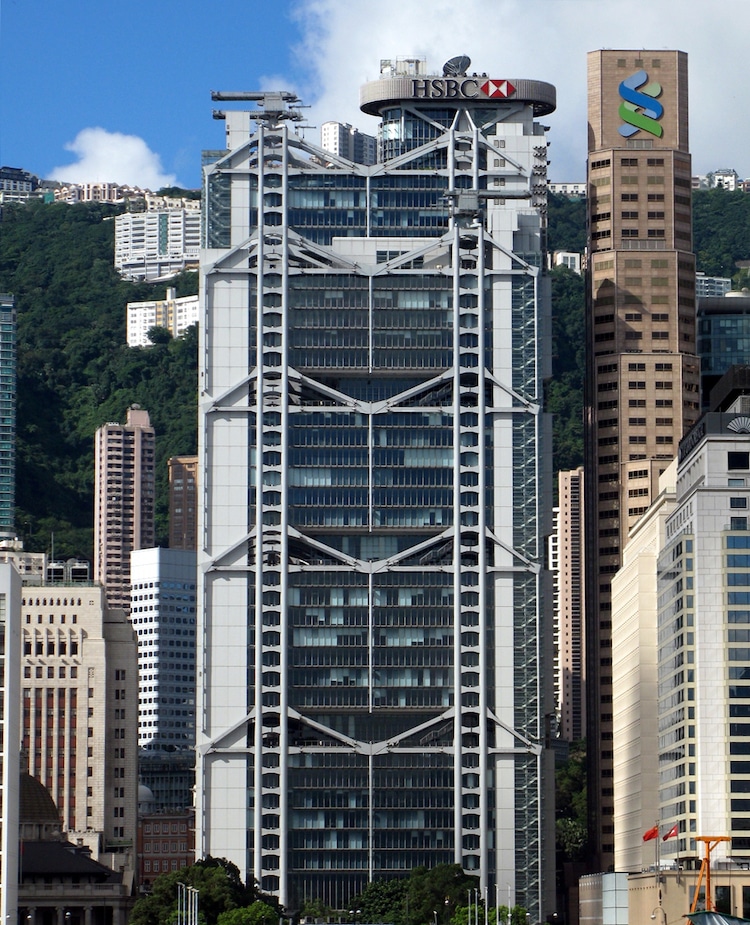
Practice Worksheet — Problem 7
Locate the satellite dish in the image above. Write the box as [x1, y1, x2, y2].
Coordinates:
[443, 55, 471, 77]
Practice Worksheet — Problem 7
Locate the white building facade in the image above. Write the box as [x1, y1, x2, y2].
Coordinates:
[126, 287, 199, 347]
[130, 547, 196, 751]
[198, 60, 556, 916]
[114, 204, 201, 281]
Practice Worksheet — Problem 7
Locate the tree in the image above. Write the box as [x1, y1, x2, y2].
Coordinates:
[129, 857, 258, 925]
[217, 901, 279, 925]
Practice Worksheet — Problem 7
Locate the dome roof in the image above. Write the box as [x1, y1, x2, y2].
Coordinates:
[20, 773, 60, 825]
[138, 783, 156, 803]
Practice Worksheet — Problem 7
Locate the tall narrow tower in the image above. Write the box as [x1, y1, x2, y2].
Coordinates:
[94, 405, 156, 612]
[198, 58, 556, 916]
[584, 50, 700, 871]
[0, 294, 17, 539]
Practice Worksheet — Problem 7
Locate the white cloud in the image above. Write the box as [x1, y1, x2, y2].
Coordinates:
[286, 0, 750, 182]
[49, 127, 178, 189]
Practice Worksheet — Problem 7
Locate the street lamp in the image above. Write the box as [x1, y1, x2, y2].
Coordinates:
[651, 908, 667, 924]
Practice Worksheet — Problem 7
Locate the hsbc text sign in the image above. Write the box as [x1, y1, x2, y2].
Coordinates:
[412, 78, 516, 101]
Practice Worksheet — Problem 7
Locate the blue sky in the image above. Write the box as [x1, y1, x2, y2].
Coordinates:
[2, 0, 747, 189]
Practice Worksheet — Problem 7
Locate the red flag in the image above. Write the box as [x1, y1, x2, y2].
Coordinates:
[663, 824, 678, 840]
[643, 825, 659, 841]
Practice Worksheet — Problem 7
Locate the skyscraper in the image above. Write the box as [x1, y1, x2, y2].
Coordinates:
[168, 455, 198, 550]
[0, 563, 21, 921]
[0, 294, 16, 539]
[131, 546, 196, 811]
[94, 406, 156, 612]
[198, 58, 555, 915]
[554, 469, 586, 743]
[584, 50, 701, 871]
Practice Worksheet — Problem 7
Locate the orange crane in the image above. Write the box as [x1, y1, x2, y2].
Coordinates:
[690, 836, 731, 913]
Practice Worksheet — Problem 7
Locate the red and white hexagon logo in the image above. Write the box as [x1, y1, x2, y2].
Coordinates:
[480, 79, 516, 99]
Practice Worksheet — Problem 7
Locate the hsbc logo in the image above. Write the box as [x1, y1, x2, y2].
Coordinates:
[412, 78, 517, 101]
[481, 79, 515, 99]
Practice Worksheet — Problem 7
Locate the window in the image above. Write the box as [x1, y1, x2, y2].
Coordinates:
[621, 158, 638, 166]
[730, 453, 750, 471]
[732, 518, 749, 531]
[732, 498, 749, 510]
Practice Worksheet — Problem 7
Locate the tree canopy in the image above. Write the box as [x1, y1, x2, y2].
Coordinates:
[129, 857, 267, 925]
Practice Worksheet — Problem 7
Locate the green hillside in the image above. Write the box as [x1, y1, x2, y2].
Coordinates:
[0, 200, 198, 560]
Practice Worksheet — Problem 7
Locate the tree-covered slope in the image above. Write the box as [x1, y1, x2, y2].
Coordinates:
[0, 200, 198, 559]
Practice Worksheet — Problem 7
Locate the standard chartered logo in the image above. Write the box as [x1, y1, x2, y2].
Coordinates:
[618, 69, 664, 138]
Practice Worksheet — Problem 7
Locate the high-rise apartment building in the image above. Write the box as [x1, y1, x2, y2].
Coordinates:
[198, 57, 556, 915]
[0, 564, 21, 921]
[0, 294, 16, 538]
[114, 204, 201, 281]
[20, 583, 138, 866]
[584, 49, 701, 871]
[554, 469, 586, 743]
[94, 406, 156, 612]
[168, 455, 198, 551]
[320, 121, 377, 165]
[126, 287, 200, 347]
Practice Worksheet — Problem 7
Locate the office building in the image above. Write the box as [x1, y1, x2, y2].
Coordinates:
[114, 203, 201, 281]
[698, 292, 750, 406]
[610, 462, 676, 871]
[611, 376, 750, 870]
[584, 49, 701, 871]
[554, 469, 586, 743]
[94, 406, 156, 612]
[130, 547, 196, 812]
[321, 121, 377, 165]
[0, 564, 21, 921]
[168, 455, 198, 551]
[20, 583, 138, 868]
[198, 56, 556, 915]
[127, 288, 200, 347]
[0, 294, 16, 538]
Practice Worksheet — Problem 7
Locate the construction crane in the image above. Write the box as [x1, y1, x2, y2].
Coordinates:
[690, 836, 731, 913]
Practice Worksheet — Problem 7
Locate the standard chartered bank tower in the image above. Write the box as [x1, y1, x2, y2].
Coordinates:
[196, 56, 556, 918]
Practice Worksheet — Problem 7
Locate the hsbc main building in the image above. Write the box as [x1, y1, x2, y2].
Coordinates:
[197, 56, 556, 916]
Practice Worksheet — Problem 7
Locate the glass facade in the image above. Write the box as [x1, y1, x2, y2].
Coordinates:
[199, 76, 554, 917]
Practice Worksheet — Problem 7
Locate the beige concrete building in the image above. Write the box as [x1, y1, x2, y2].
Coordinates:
[94, 406, 156, 612]
[20, 583, 138, 871]
[168, 455, 198, 551]
[584, 49, 701, 871]
[611, 462, 677, 871]
[556, 468, 587, 742]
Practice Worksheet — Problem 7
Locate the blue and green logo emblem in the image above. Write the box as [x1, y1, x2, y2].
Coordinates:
[618, 69, 663, 138]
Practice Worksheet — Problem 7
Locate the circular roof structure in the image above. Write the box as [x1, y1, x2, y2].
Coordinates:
[360, 74, 556, 117]
[20, 772, 60, 825]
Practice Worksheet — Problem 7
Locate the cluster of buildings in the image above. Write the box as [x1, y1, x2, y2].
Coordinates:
[0, 398, 198, 919]
[5, 42, 750, 925]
